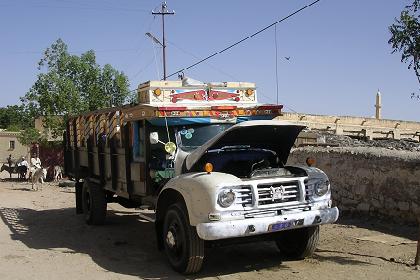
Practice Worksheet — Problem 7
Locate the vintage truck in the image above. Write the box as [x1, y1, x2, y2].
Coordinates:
[64, 79, 339, 274]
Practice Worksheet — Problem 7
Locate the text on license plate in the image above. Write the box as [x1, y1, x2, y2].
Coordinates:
[268, 220, 294, 232]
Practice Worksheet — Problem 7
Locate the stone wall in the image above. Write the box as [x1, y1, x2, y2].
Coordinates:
[288, 147, 420, 224]
[277, 112, 420, 141]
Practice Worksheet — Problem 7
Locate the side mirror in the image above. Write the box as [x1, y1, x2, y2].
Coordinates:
[150, 132, 159, 144]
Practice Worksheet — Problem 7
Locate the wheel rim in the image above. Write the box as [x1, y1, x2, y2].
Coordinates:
[165, 214, 185, 264]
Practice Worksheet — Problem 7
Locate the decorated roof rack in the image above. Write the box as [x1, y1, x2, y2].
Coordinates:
[137, 79, 258, 106]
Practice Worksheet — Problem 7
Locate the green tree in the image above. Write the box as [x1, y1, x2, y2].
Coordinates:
[17, 127, 42, 147]
[17, 127, 45, 158]
[0, 105, 32, 131]
[389, 0, 420, 84]
[21, 39, 130, 137]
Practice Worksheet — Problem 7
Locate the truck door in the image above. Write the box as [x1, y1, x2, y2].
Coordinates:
[130, 120, 147, 196]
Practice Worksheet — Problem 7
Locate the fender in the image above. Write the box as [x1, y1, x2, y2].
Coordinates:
[158, 172, 242, 225]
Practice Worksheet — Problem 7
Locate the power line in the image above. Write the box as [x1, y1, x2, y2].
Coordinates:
[0, 1, 149, 13]
[167, 41, 239, 81]
[274, 24, 279, 105]
[284, 105, 300, 114]
[166, 0, 321, 79]
[130, 56, 157, 81]
[5, 48, 146, 55]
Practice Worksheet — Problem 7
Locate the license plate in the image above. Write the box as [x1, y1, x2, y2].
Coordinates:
[268, 220, 295, 232]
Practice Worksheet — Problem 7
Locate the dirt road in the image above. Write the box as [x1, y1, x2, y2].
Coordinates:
[0, 179, 419, 280]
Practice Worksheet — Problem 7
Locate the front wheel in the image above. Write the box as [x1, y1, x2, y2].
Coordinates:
[82, 179, 107, 225]
[163, 203, 204, 274]
[275, 226, 320, 259]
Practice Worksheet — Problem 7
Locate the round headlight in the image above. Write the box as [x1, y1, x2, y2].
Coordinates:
[314, 180, 330, 196]
[218, 190, 236, 208]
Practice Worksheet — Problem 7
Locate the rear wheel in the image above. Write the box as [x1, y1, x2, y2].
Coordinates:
[275, 226, 319, 259]
[82, 179, 107, 225]
[163, 203, 204, 274]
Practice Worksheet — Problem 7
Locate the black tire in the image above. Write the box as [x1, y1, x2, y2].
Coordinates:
[275, 226, 319, 259]
[82, 179, 107, 225]
[75, 181, 83, 214]
[162, 203, 204, 274]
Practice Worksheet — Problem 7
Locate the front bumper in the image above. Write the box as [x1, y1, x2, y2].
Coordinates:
[196, 207, 339, 241]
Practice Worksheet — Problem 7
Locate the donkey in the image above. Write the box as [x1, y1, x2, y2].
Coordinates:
[31, 168, 47, 191]
[53, 166, 63, 182]
[1, 164, 27, 179]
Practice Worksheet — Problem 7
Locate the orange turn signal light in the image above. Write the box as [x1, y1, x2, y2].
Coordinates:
[204, 162, 213, 173]
[306, 157, 316, 167]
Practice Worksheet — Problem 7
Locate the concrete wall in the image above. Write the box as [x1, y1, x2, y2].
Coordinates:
[288, 147, 420, 224]
[35, 117, 63, 141]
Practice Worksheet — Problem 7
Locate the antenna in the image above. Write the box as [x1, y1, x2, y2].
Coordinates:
[152, 1, 175, 80]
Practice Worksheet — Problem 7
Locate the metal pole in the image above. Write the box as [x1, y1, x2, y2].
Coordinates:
[152, 1, 174, 81]
[162, 11, 166, 80]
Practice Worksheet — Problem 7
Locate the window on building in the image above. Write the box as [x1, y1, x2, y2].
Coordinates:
[9, 140, 15, 150]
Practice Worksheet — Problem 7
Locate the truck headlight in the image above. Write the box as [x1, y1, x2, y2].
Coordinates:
[314, 180, 330, 196]
[217, 189, 236, 208]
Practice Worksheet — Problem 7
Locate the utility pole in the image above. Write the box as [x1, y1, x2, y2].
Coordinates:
[152, 1, 175, 80]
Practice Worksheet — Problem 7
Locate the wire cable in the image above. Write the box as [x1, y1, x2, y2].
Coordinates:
[274, 24, 279, 105]
[152, 43, 161, 80]
[166, 0, 321, 79]
[167, 41, 239, 80]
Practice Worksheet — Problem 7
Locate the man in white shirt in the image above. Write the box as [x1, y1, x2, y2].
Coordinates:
[18, 157, 29, 168]
[29, 153, 42, 179]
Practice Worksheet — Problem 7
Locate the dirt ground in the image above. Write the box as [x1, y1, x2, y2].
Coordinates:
[0, 177, 419, 280]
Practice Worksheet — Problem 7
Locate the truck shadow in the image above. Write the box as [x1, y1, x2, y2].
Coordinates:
[0, 206, 285, 278]
[0, 206, 370, 279]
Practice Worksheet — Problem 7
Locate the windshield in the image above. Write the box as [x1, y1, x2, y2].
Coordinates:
[176, 124, 233, 151]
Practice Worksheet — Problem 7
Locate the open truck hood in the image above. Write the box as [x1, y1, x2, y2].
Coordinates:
[185, 120, 305, 171]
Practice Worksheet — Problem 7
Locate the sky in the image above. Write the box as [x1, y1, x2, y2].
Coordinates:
[0, 0, 419, 121]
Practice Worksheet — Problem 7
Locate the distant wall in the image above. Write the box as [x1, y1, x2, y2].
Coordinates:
[288, 147, 420, 224]
[277, 112, 420, 141]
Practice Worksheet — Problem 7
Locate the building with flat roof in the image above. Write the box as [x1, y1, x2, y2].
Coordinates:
[0, 130, 28, 164]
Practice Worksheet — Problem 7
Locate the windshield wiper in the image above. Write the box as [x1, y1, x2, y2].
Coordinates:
[221, 145, 251, 150]
[207, 145, 251, 152]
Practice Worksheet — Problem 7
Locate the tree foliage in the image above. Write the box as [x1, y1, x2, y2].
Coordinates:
[389, 0, 420, 84]
[21, 39, 131, 137]
[0, 105, 32, 131]
[17, 127, 42, 147]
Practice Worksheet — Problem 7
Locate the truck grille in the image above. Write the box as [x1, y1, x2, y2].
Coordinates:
[257, 181, 300, 206]
[235, 186, 253, 207]
[305, 182, 313, 200]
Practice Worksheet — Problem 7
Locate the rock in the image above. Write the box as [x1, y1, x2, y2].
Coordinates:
[371, 199, 381, 208]
[398, 201, 410, 211]
[342, 198, 358, 206]
[357, 203, 370, 212]
[58, 180, 75, 188]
